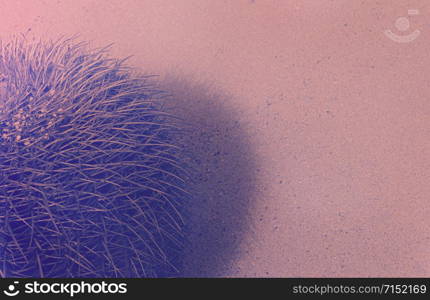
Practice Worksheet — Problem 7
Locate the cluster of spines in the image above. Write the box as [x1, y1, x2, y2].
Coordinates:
[0, 37, 187, 277]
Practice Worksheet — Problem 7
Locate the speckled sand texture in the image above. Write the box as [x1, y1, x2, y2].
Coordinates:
[0, 0, 429, 277]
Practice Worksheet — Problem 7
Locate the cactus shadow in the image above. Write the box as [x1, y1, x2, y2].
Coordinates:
[160, 75, 256, 277]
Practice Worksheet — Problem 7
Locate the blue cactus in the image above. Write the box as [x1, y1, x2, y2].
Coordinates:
[0, 38, 187, 277]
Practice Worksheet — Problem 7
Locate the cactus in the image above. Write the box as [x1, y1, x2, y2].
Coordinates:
[0, 37, 187, 277]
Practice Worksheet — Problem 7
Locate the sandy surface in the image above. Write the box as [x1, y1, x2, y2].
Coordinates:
[1, 0, 429, 277]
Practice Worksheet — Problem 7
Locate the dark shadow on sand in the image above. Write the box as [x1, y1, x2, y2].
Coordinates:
[160, 75, 257, 277]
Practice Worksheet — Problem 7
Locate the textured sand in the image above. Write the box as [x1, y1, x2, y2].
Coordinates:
[1, 0, 429, 277]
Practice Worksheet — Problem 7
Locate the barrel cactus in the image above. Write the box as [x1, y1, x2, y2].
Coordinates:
[0, 37, 187, 277]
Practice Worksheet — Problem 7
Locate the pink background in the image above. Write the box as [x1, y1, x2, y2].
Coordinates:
[2, 0, 430, 277]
